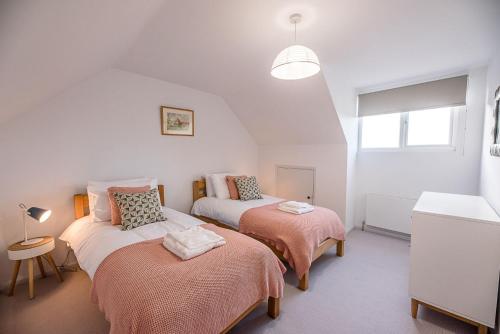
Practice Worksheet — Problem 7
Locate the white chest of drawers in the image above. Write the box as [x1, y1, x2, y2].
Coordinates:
[409, 192, 500, 333]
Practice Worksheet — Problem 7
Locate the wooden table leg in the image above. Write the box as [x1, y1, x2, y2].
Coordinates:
[27, 258, 34, 299]
[267, 297, 280, 319]
[336, 240, 345, 257]
[477, 324, 488, 334]
[36, 256, 46, 278]
[298, 271, 309, 291]
[7, 260, 21, 296]
[45, 253, 63, 282]
[411, 298, 419, 318]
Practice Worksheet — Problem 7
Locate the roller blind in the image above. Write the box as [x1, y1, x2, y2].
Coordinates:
[358, 75, 468, 117]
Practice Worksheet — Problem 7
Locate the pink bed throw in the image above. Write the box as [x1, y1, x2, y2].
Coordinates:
[239, 203, 345, 279]
[91, 224, 285, 334]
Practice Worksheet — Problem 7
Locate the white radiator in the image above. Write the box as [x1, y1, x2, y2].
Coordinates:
[365, 193, 417, 235]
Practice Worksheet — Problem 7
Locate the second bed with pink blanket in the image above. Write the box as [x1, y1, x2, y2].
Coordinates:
[192, 182, 346, 291]
[239, 202, 345, 280]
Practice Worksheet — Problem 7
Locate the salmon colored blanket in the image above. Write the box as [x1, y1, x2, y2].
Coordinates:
[91, 224, 285, 334]
[239, 203, 345, 279]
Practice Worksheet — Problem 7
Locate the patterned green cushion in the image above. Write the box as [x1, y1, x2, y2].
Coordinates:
[113, 189, 166, 231]
[235, 176, 263, 201]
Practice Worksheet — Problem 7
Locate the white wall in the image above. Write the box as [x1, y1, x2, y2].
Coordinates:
[0, 69, 258, 286]
[354, 68, 487, 227]
[258, 144, 349, 231]
[480, 47, 500, 214]
[323, 69, 360, 234]
[478, 48, 500, 334]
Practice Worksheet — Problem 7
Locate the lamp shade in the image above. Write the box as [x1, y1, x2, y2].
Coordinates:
[271, 44, 320, 80]
[27, 207, 51, 223]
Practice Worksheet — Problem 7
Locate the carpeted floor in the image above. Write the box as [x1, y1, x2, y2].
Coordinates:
[0, 230, 479, 334]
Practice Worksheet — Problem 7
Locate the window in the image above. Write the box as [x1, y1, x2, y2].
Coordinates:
[361, 113, 401, 149]
[360, 106, 459, 150]
[407, 107, 452, 146]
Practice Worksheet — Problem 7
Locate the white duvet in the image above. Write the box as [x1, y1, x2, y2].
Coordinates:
[59, 207, 202, 279]
[190, 194, 283, 229]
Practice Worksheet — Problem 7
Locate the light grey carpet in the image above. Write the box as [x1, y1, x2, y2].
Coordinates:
[0, 230, 479, 334]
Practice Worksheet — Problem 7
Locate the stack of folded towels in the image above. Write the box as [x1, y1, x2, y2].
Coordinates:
[163, 226, 226, 260]
[278, 201, 314, 215]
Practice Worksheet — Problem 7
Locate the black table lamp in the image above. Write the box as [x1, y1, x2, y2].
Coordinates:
[18, 204, 51, 245]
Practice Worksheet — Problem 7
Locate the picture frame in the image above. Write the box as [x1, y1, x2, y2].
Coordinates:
[160, 106, 194, 136]
[490, 86, 500, 157]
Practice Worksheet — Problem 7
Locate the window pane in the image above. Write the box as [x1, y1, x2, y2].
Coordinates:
[361, 113, 401, 149]
[407, 107, 452, 146]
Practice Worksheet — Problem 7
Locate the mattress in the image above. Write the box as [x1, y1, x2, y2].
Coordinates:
[190, 194, 283, 229]
[59, 207, 203, 279]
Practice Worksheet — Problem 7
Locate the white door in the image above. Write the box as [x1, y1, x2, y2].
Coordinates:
[276, 166, 315, 204]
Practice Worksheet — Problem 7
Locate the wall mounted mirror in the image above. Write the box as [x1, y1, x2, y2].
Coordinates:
[491, 86, 500, 157]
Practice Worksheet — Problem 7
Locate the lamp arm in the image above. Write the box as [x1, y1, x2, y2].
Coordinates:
[22, 210, 28, 243]
[19, 204, 28, 243]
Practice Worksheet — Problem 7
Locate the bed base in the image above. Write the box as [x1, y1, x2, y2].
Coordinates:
[194, 214, 344, 291]
[221, 297, 280, 334]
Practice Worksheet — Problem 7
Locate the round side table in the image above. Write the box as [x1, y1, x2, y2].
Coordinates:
[7, 236, 63, 299]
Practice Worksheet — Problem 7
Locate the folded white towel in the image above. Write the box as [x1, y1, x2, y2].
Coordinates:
[168, 226, 225, 249]
[278, 206, 314, 215]
[279, 203, 313, 211]
[279, 201, 312, 209]
[163, 227, 226, 260]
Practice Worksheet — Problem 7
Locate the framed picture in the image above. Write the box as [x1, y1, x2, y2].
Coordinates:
[160, 106, 194, 136]
[490, 86, 500, 157]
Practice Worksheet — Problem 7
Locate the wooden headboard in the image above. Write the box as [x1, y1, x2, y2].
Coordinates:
[192, 179, 207, 202]
[73, 184, 165, 219]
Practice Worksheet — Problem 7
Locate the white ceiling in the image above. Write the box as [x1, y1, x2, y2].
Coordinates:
[0, 0, 164, 124]
[1, 0, 499, 145]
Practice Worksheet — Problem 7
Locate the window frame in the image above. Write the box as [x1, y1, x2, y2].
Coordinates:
[358, 107, 460, 152]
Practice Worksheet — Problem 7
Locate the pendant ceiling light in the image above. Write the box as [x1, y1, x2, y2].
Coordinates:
[271, 13, 320, 80]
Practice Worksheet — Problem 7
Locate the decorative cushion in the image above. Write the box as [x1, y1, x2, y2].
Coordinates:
[108, 186, 150, 225]
[87, 177, 157, 222]
[226, 175, 246, 200]
[235, 176, 263, 201]
[112, 189, 166, 231]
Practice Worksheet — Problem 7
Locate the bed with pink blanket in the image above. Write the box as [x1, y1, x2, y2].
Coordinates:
[61, 203, 285, 334]
[191, 179, 345, 291]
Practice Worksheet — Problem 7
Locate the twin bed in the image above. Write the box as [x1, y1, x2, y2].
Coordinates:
[62, 185, 283, 334]
[191, 179, 345, 290]
[62, 180, 346, 333]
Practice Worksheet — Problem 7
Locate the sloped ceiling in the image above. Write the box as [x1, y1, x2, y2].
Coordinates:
[0, 0, 164, 123]
[117, 0, 345, 145]
[117, 0, 500, 144]
[1, 0, 499, 145]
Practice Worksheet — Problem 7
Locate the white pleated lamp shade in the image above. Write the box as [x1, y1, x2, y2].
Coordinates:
[271, 44, 320, 80]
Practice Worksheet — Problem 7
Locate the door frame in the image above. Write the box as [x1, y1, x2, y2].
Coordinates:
[275, 165, 316, 205]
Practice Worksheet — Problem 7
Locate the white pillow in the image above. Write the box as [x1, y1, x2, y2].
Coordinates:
[204, 172, 232, 197]
[211, 173, 232, 200]
[87, 177, 157, 222]
[204, 174, 216, 197]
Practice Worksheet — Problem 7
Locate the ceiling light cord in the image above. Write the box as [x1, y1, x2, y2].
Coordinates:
[294, 21, 297, 44]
